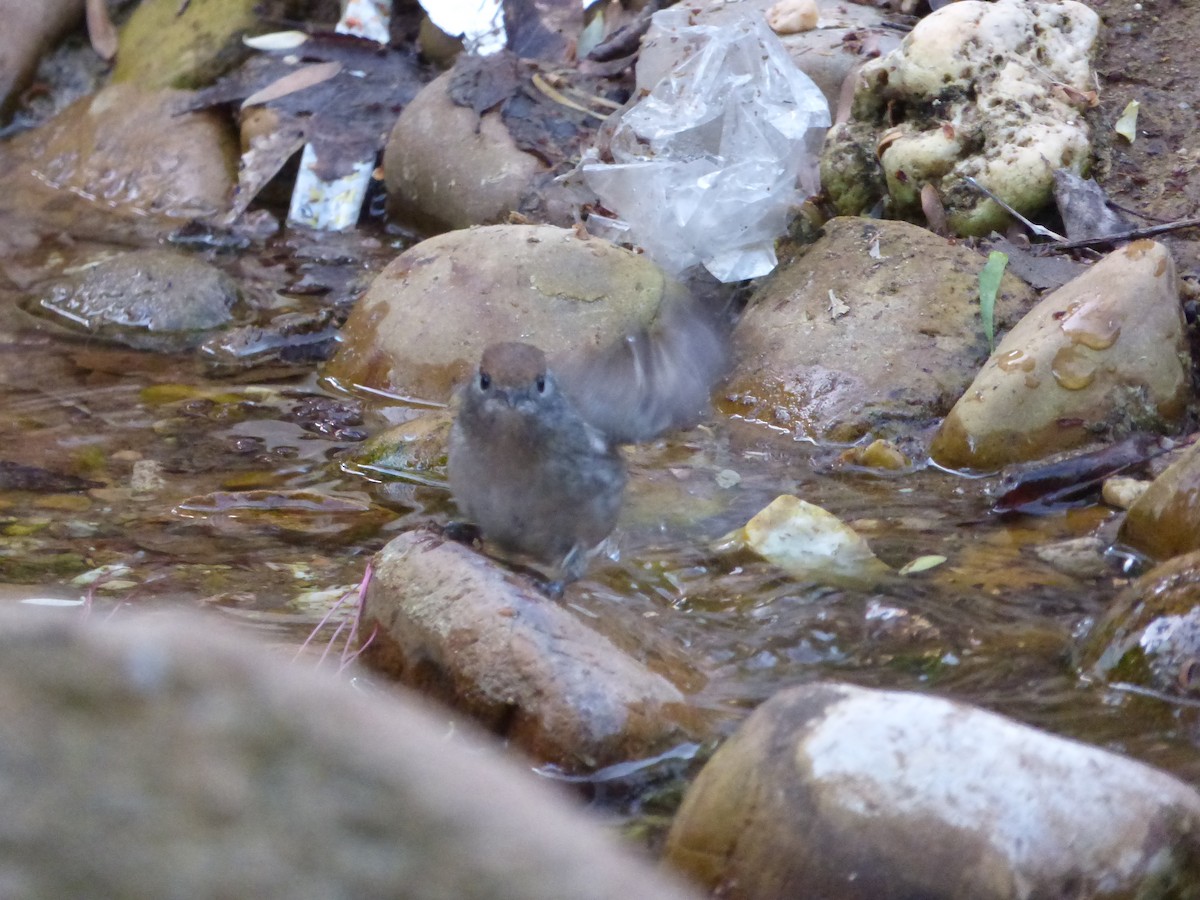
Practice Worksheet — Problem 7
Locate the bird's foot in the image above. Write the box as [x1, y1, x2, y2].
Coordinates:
[442, 520, 482, 546]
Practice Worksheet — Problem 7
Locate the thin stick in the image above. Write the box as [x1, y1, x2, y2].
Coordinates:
[963, 176, 1066, 241]
[1041, 216, 1200, 250]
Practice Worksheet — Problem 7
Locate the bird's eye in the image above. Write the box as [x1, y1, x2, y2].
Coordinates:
[479, 372, 491, 390]
[535, 375, 546, 393]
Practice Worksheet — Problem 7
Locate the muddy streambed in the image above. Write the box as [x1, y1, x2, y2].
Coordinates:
[0, 219, 1195, 826]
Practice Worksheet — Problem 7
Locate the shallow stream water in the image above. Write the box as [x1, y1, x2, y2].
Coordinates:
[1, 218, 1197, 823]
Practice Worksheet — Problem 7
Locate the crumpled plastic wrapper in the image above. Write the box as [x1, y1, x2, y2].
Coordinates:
[576, 7, 829, 282]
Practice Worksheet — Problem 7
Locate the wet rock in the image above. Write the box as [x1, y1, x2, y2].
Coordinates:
[346, 409, 452, 483]
[0, 0, 82, 114]
[199, 308, 340, 374]
[1032, 535, 1108, 579]
[113, 0, 328, 90]
[931, 241, 1188, 470]
[725, 217, 1037, 442]
[0, 83, 237, 239]
[33, 248, 240, 350]
[0, 609, 703, 900]
[691, 0, 900, 110]
[1118, 440, 1200, 560]
[1078, 550, 1200, 697]
[822, 0, 1100, 235]
[664, 681, 1200, 900]
[361, 528, 713, 771]
[324, 224, 676, 402]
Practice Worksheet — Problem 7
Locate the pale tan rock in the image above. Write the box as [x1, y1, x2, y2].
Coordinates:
[665, 681, 1200, 900]
[362, 528, 715, 770]
[822, 0, 1101, 235]
[931, 241, 1188, 470]
[766, 0, 819, 34]
[323, 224, 678, 402]
[1102, 475, 1149, 510]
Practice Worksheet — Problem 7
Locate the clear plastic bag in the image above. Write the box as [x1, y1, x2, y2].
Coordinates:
[577, 7, 829, 281]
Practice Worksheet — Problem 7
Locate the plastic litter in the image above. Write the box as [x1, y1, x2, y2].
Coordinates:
[576, 7, 830, 282]
[286, 0, 391, 231]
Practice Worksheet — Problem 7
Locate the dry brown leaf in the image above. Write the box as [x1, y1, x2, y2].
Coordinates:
[921, 182, 948, 235]
[242, 61, 344, 109]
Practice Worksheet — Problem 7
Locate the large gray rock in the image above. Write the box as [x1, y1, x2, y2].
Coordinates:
[362, 528, 716, 771]
[665, 681, 1200, 900]
[725, 217, 1037, 443]
[0, 609, 703, 900]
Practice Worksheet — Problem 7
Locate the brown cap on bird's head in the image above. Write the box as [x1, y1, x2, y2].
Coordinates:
[479, 342, 547, 388]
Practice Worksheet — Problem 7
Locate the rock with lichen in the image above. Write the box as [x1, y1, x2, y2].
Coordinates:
[821, 0, 1101, 236]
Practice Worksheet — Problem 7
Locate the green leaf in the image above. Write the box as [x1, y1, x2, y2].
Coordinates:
[978, 251, 1008, 354]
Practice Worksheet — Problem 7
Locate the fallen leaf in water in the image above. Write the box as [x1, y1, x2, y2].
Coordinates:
[993, 435, 1168, 515]
[0, 461, 101, 493]
[899, 554, 947, 575]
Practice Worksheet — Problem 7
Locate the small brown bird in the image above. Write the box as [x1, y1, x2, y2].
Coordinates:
[447, 274, 735, 587]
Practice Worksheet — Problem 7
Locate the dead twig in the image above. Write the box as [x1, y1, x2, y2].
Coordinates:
[1040, 216, 1200, 251]
[963, 176, 1066, 241]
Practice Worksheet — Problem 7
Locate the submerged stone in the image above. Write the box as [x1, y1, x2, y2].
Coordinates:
[33, 248, 240, 351]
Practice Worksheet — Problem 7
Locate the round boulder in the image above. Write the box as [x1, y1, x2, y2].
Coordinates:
[323, 224, 677, 402]
[725, 217, 1037, 443]
[665, 681, 1200, 900]
[383, 69, 550, 233]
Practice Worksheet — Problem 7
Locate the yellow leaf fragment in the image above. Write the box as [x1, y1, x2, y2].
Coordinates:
[1114, 100, 1140, 143]
[898, 554, 947, 575]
